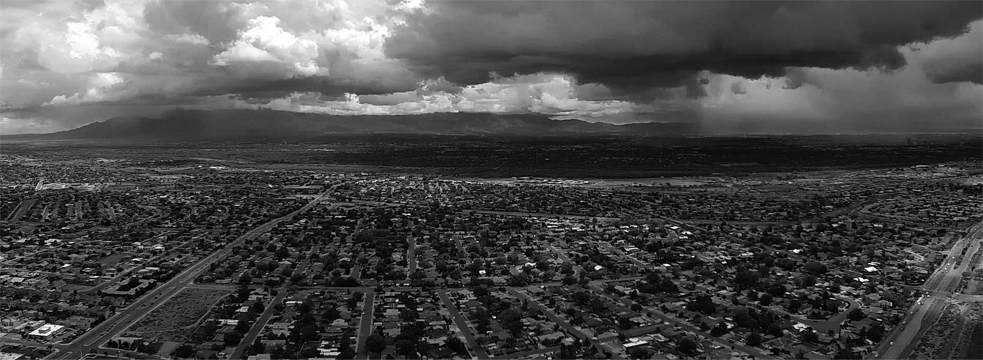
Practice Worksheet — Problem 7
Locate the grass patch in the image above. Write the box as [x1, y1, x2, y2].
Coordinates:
[126, 287, 230, 341]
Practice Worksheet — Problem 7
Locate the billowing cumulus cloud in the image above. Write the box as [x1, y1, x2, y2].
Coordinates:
[212, 16, 322, 78]
[0, 0, 980, 135]
[208, 73, 642, 119]
[0, 0, 417, 110]
[47, 72, 127, 105]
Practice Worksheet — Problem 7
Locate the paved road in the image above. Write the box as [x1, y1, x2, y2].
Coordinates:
[348, 200, 621, 222]
[586, 283, 770, 359]
[548, 245, 581, 277]
[508, 288, 607, 356]
[437, 289, 489, 360]
[228, 288, 286, 359]
[186, 283, 239, 291]
[807, 297, 859, 333]
[876, 219, 983, 359]
[49, 189, 333, 360]
[407, 236, 417, 274]
[490, 346, 560, 359]
[1, 243, 63, 266]
[355, 291, 375, 358]
[85, 232, 190, 294]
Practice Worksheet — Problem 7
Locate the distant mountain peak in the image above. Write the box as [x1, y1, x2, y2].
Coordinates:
[9, 109, 696, 140]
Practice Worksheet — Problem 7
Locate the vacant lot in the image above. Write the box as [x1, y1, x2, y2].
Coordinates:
[126, 287, 230, 341]
[97, 253, 130, 266]
[964, 279, 983, 295]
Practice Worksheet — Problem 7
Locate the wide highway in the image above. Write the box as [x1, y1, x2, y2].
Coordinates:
[876, 219, 983, 359]
[49, 187, 334, 360]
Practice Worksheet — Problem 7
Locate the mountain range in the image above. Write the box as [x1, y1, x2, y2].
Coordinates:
[4, 109, 696, 140]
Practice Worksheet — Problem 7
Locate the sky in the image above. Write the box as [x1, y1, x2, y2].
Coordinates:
[0, 0, 980, 135]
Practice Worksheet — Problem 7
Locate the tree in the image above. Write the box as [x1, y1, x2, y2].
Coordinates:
[366, 334, 387, 354]
[767, 322, 783, 337]
[627, 346, 652, 359]
[339, 345, 356, 359]
[301, 346, 320, 358]
[802, 330, 818, 343]
[446, 336, 466, 355]
[250, 340, 265, 355]
[759, 293, 773, 306]
[334, 277, 360, 287]
[618, 316, 634, 330]
[767, 283, 786, 297]
[290, 272, 306, 284]
[733, 307, 759, 330]
[833, 348, 860, 359]
[507, 274, 529, 286]
[658, 277, 678, 292]
[559, 341, 582, 360]
[677, 337, 698, 354]
[746, 332, 763, 347]
[499, 308, 524, 336]
[250, 301, 265, 314]
[787, 298, 802, 313]
[270, 346, 288, 359]
[399, 308, 418, 323]
[687, 294, 716, 315]
[710, 322, 729, 336]
[275, 246, 290, 259]
[472, 307, 491, 332]
[866, 323, 885, 342]
[224, 332, 243, 347]
[395, 337, 417, 358]
[848, 307, 865, 321]
[298, 300, 313, 314]
[322, 307, 341, 322]
[173, 344, 195, 358]
[238, 273, 252, 285]
[804, 261, 828, 274]
[735, 269, 760, 289]
[289, 321, 318, 342]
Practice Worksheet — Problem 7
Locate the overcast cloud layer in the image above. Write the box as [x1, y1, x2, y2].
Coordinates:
[1, 0, 980, 134]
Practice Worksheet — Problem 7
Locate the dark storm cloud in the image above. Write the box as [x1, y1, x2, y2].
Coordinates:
[2, 0, 981, 134]
[386, 1, 982, 93]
